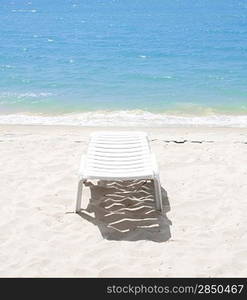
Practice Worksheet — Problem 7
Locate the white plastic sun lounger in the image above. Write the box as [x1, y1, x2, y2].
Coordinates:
[75, 131, 162, 213]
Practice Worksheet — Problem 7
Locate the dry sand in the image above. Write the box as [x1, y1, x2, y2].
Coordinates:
[0, 125, 247, 277]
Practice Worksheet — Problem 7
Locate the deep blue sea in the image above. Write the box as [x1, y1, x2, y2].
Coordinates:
[0, 0, 247, 126]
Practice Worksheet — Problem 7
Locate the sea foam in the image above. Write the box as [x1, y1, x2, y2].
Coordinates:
[0, 111, 247, 127]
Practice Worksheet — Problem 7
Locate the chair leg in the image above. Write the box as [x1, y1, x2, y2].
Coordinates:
[153, 176, 162, 213]
[75, 179, 84, 213]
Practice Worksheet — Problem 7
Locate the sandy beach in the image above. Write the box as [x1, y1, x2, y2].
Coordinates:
[0, 125, 247, 277]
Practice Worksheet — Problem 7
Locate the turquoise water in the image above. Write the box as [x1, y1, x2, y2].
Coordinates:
[0, 0, 247, 124]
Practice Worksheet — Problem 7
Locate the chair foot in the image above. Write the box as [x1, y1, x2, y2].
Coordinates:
[75, 179, 85, 213]
[153, 177, 162, 212]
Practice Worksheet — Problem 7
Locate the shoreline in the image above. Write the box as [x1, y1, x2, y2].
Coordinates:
[1, 123, 247, 137]
[1, 111, 247, 127]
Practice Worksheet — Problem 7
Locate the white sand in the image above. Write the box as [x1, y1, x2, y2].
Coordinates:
[0, 125, 247, 277]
